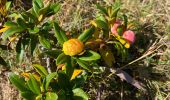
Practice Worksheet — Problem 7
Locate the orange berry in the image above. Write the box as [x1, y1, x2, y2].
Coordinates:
[63, 39, 84, 56]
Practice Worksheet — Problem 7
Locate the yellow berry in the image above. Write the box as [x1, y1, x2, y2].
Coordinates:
[63, 39, 84, 56]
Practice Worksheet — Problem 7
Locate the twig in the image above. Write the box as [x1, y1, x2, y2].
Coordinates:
[46, 57, 51, 73]
[119, 43, 164, 70]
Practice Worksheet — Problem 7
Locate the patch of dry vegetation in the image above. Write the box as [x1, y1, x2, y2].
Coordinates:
[0, 0, 170, 99]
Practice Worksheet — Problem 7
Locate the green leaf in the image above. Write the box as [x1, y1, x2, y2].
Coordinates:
[76, 58, 91, 71]
[20, 13, 29, 21]
[78, 50, 101, 61]
[21, 92, 36, 100]
[23, 12, 38, 23]
[4, 21, 17, 27]
[1, 27, 24, 40]
[53, 22, 68, 45]
[43, 50, 62, 58]
[60, 30, 68, 42]
[16, 37, 24, 63]
[57, 90, 66, 100]
[16, 35, 30, 63]
[0, 56, 7, 66]
[96, 15, 107, 23]
[58, 71, 70, 89]
[78, 27, 95, 43]
[94, 20, 109, 30]
[32, 64, 48, 77]
[32, 0, 42, 17]
[39, 4, 50, 15]
[6, 1, 11, 10]
[21, 34, 31, 48]
[46, 3, 61, 16]
[39, 35, 51, 49]
[117, 26, 124, 35]
[96, 4, 108, 16]
[45, 72, 58, 90]
[30, 34, 38, 55]
[73, 88, 88, 100]
[111, 6, 120, 18]
[16, 49, 24, 64]
[65, 57, 74, 79]
[50, 3, 61, 13]
[36, 94, 43, 100]
[27, 74, 41, 95]
[99, 47, 115, 67]
[56, 53, 69, 65]
[123, 14, 128, 29]
[35, 0, 44, 8]
[111, 0, 121, 18]
[46, 92, 58, 100]
[16, 18, 27, 29]
[28, 26, 39, 34]
[8, 72, 29, 92]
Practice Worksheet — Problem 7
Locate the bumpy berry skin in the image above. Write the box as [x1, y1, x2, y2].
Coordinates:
[122, 30, 135, 44]
[63, 39, 84, 56]
[111, 20, 121, 35]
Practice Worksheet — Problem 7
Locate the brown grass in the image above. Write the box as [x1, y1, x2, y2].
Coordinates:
[0, 0, 170, 99]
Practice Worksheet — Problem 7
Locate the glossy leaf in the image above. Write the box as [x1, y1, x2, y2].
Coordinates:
[99, 47, 115, 67]
[94, 20, 108, 30]
[78, 27, 95, 43]
[32, 0, 41, 16]
[45, 3, 61, 16]
[50, 3, 61, 13]
[16, 37, 24, 63]
[76, 58, 91, 71]
[39, 35, 51, 49]
[73, 88, 88, 100]
[1, 27, 24, 40]
[56, 53, 69, 65]
[30, 34, 38, 55]
[43, 50, 62, 58]
[8, 72, 29, 92]
[16, 18, 27, 29]
[65, 57, 74, 79]
[96, 4, 108, 15]
[39, 4, 50, 16]
[45, 72, 58, 90]
[53, 22, 68, 45]
[28, 26, 39, 34]
[46, 92, 58, 100]
[58, 71, 70, 89]
[6, 1, 11, 10]
[32, 64, 48, 77]
[111, 6, 120, 18]
[23, 12, 38, 23]
[27, 74, 41, 95]
[36, 94, 43, 100]
[21, 92, 36, 100]
[78, 50, 101, 61]
[35, 0, 44, 8]
[123, 14, 128, 29]
[16, 49, 24, 64]
[16, 35, 30, 63]
[4, 21, 17, 27]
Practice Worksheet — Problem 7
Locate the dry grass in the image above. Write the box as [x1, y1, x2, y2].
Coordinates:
[0, 0, 170, 99]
